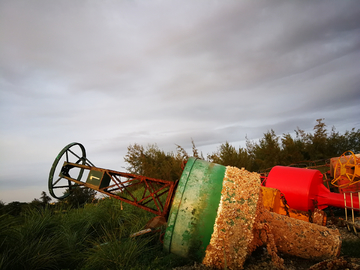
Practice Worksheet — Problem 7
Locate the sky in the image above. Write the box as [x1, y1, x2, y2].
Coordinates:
[1, 0, 360, 204]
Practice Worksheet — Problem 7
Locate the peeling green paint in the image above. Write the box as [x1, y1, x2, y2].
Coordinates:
[163, 158, 226, 261]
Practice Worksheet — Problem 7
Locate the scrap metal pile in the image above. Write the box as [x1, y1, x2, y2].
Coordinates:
[203, 166, 341, 269]
[49, 143, 359, 269]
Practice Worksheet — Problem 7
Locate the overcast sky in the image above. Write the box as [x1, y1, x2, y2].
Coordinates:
[1, 0, 359, 204]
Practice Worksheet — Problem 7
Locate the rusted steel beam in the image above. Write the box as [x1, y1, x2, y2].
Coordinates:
[60, 162, 176, 217]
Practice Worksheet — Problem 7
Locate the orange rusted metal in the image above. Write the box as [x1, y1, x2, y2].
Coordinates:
[58, 161, 176, 217]
[331, 151, 360, 193]
[261, 186, 327, 225]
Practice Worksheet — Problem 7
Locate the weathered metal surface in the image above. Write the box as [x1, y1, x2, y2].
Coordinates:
[202, 166, 263, 269]
[331, 151, 360, 193]
[261, 186, 282, 213]
[50, 143, 345, 269]
[344, 191, 360, 235]
[203, 166, 341, 269]
[49, 143, 176, 217]
[145, 216, 167, 229]
[59, 161, 176, 216]
[130, 228, 152, 238]
[261, 186, 327, 226]
[164, 162, 341, 269]
[266, 166, 360, 211]
[163, 158, 226, 261]
[48, 142, 90, 199]
[86, 169, 111, 188]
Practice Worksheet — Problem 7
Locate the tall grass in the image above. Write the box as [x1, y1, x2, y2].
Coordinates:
[3, 196, 359, 270]
[0, 197, 189, 270]
[83, 232, 157, 269]
[1, 208, 64, 270]
[0, 214, 20, 270]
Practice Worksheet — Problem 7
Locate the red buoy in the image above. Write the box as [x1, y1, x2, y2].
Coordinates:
[265, 166, 359, 211]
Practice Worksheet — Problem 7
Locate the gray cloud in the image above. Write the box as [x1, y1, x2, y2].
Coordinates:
[0, 0, 359, 203]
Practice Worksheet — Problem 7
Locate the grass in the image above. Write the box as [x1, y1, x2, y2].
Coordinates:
[3, 195, 357, 269]
[82, 233, 156, 269]
[0, 197, 190, 270]
[0, 214, 20, 270]
[1, 208, 64, 270]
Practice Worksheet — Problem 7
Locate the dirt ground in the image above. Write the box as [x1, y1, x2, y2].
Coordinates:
[173, 225, 360, 270]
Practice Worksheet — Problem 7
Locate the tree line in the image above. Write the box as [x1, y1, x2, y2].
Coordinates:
[124, 119, 360, 181]
[0, 187, 96, 217]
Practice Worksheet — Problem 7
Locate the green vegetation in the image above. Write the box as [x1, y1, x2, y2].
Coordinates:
[0, 198, 192, 270]
[64, 186, 97, 208]
[125, 119, 360, 176]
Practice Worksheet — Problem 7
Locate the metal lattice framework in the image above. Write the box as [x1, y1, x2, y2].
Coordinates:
[48, 143, 177, 217]
[332, 150, 360, 188]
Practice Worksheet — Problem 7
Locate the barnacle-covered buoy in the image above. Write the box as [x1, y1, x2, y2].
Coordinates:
[164, 158, 341, 269]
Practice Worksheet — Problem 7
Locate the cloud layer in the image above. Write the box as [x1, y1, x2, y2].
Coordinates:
[1, 0, 359, 203]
